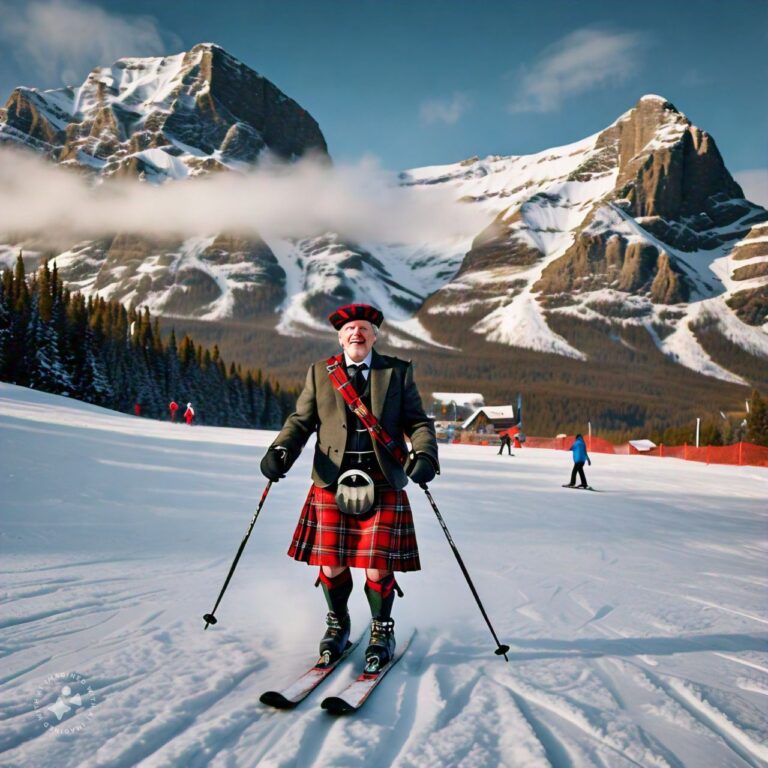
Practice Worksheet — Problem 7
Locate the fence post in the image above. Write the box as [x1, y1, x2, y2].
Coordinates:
[660, 443, 664, 458]
[738, 442, 743, 466]
[684, 442, 688, 461]
[707, 446, 711, 465]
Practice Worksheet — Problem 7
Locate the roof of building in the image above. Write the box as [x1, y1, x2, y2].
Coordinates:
[629, 439, 657, 452]
[461, 405, 515, 430]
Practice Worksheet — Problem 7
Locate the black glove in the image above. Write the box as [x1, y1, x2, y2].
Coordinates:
[260, 448, 287, 482]
[407, 454, 436, 485]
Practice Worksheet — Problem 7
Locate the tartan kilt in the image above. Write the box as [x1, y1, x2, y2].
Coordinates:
[288, 484, 421, 571]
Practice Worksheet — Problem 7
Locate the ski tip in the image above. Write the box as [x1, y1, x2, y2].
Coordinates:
[259, 691, 297, 710]
[321, 696, 355, 715]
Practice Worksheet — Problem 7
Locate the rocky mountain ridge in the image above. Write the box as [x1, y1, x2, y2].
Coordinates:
[0, 42, 327, 179]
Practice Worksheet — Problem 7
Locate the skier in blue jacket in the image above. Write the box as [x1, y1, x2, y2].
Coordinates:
[566, 434, 591, 488]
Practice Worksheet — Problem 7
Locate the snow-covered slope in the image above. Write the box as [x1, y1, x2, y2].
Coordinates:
[1, 384, 767, 767]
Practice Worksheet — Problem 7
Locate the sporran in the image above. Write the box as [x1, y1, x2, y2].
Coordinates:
[335, 469, 376, 518]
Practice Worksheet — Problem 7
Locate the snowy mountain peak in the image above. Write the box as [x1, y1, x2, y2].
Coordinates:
[640, 93, 674, 103]
[0, 43, 328, 180]
[406, 94, 766, 381]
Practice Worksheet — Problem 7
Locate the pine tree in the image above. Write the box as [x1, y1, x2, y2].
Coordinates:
[13, 252, 28, 312]
[5, 254, 30, 383]
[227, 362, 249, 427]
[165, 329, 181, 403]
[80, 326, 113, 403]
[22, 291, 41, 387]
[32, 264, 73, 393]
[262, 380, 284, 428]
[0, 281, 10, 378]
[38, 260, 53, 322]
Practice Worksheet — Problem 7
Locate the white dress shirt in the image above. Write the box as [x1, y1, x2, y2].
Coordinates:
[343, 350, 372, 381]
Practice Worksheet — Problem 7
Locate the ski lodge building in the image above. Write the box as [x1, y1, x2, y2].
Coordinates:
[461, 405, 516, 434]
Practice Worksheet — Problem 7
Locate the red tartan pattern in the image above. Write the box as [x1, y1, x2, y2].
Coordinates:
[288, 484, 421, 571]
[328, 303, 384, 330]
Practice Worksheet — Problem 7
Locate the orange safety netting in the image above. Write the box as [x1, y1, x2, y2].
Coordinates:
[638, 442, 768, 467]
[455, 432, 768, 467]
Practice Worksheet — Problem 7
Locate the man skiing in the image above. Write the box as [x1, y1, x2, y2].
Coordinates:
[169, 400, 179, 423]
[260, 303, 439, 672]
[497, 431, 513, 455]
[566, 433, 591, 488]
[184, 402, 195, 425]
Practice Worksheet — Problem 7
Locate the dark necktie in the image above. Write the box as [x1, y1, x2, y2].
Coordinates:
[347, 363, 368, 393]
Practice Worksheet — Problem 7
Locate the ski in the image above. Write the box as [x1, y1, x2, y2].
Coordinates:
[321, 629, 416, 715]
[259, 634, 363, 709]
[562, 484, 598, 492]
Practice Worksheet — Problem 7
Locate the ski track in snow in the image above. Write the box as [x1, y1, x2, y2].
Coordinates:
[0, 383, 767, 767]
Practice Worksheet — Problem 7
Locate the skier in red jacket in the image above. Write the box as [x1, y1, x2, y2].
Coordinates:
[184, 403, 195, 425]
[169, 400, 179, 422]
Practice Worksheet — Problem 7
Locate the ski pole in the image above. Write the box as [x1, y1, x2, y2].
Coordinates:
[420, 483, 510, 661]
[203, 480, 273, 630]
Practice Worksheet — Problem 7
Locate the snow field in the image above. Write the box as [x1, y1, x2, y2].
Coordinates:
[0, 383, 767, 767]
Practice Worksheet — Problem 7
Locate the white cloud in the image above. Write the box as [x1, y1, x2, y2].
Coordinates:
[420, 92, 471, 125]
[734, 169, 768, 209]
[0, 0, 177, 85]
[0, 150, 487, 245]
[510, 27, 647, 113]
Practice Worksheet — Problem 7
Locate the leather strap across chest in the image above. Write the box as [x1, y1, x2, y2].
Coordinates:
[326, 354, 407, 467]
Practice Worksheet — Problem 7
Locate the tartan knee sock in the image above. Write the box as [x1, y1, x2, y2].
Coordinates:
[318, 568, 353, 617]
[364, 574, 402, 619]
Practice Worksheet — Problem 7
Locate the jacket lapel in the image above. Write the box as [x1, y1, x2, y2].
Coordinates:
[328, 355, 347, 416]
[370, 349, 392, 417]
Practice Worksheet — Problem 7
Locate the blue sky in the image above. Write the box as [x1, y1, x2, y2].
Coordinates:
[1, 0, 766, 201]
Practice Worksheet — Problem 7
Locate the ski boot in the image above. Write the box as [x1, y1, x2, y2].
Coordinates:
[363, 573, 401, 672]
[319, 611, 351, 666]
[317, 569, 353, 665]
[365, 617, 396, 672]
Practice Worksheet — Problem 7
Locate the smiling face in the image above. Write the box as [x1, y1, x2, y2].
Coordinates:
[338, 319, 377, 362]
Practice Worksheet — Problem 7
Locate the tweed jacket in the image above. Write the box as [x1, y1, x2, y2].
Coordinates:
[271, 349, 439, 490]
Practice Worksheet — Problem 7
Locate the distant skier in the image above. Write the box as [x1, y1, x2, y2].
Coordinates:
[497, 432, 513, 455]
[134, 402, 141, 417]
[169, 400, 179, 423]
[566, 434, 591, 488]
[184, 402, 195, 425]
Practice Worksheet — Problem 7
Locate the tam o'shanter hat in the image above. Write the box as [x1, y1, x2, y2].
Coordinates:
[328, 303, 384, 330]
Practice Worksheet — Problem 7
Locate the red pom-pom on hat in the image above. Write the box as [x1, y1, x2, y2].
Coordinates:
[328, 303, 384, 330]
